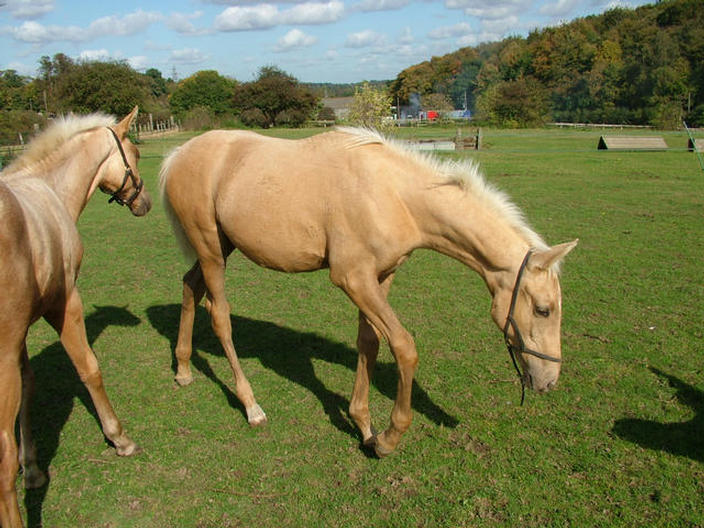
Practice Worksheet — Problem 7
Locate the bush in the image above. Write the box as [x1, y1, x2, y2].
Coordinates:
[275, 108, 308, 127]
[0, 109, 46, 146]
[181, 106, 218, 131]
[239, 108, 268, 128]
[318, 106, 336, 122]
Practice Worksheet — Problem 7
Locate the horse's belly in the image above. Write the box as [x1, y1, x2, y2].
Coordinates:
[226, 220, 328, 273]
[237, 242, 327, 272]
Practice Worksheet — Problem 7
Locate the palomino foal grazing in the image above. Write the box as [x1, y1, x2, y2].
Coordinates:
[0, 108, 151, 528]
[159, 128, 576, 457]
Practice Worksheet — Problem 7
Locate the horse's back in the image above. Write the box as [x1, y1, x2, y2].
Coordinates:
[162, 129, 422, 273]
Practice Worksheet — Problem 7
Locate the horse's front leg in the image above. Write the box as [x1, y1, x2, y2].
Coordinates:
[334, 269, 417, 457]
[174, 261, 207, 386]
[18, 345, 47, 489]
[46, 289, 138, 457]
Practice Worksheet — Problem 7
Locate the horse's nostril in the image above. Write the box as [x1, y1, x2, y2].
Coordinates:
[546, 380, 557, 391]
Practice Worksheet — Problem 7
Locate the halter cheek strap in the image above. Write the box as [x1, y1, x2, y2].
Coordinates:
[503, 250, 562, 405]
[104, 127, 143, 207]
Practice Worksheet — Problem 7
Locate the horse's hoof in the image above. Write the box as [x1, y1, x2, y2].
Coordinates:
[175, 374, 193, 387]
[24, 468, 48, 489]
[247, 404, 267, 427]
[374, 443, 393, 458]
[362, 427, 378, 447]
[372, 431, 395, 458]
[116, 441, 141, 457]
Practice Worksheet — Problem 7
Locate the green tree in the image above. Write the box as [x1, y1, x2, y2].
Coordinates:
[37, 53, 75, 114]
[169, 70, 236, 118]
[421, 93, 454, 113]
[232, 66, 318, 128]
[54, 60, 151, 115]
[347, 81, 392, 132]
[476, 77, 549, 127]
[145, 68, 168, 98]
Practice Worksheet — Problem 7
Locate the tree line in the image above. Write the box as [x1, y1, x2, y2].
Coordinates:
[2, 0, 703, 146]
[390, 0, 704, 128]
[0, 58, 327, 145]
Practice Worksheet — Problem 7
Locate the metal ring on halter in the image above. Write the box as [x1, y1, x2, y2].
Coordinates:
[103, 128, 143, 207]
[502, 250, 562, 405]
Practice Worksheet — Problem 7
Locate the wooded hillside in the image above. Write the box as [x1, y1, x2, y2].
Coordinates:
[390, 0, 704, 127]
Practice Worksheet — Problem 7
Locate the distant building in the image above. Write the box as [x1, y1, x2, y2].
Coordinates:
[322, 97, 354, 121]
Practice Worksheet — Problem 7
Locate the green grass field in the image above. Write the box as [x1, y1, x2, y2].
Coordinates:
[19, 126, 704, 527]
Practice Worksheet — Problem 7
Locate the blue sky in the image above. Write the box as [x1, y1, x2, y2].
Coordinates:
[1, 0, 651, 84]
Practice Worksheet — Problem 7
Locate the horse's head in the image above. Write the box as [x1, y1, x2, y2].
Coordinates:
[99, 106, 152, 217]
[490, 240, 578, 394]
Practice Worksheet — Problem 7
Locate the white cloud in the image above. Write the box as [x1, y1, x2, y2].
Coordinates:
[78, 49, 111, 61]
[2, 20, 82, 43]
[480, 15, 522, 35]
[214, 4, 279, 31]
[5, 60, 37, 76]
[275, 28, 317, 51]
[345, 29, 385, 48]
[2, 0, 55, 20]
[427, 22, 472, 40]
[397, 26, 413, 44]
[214, 1, 344, 31]
[167, 11, 211, 36]
[88, 10, 161, 37]
[170, 48, 210, 64]
[1, 9, 161, 44]
[282, 1, 344, 25]
[444, 0, 530, 19]
[352, 0, 410, 12]
[128, 56, 149, 71]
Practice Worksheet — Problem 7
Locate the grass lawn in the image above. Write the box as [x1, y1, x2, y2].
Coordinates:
[18, 125, 704, 527]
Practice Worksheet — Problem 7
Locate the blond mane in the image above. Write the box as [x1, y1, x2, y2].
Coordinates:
[337, 126, 549, 254]
[4, 113, 116, 174]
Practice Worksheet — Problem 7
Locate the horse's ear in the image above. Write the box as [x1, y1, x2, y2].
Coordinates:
[529, 239, 578, 271]
[114, 106, 139, 138]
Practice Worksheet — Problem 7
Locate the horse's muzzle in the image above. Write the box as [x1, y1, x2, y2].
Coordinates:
[130, 190, 152, 217]
[526, 372, 559, 393]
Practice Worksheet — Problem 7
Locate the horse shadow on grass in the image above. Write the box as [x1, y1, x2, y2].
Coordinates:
[612, 367, 704, 462]
[22, 305, 141, 528]
[146, 304, 459, 443]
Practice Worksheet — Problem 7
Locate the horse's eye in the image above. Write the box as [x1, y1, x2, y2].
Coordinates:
[535, 306, 550, 318]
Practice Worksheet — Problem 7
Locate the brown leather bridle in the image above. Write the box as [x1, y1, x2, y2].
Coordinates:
[503, 250, 562, 404]
[103, 127, 143, 207]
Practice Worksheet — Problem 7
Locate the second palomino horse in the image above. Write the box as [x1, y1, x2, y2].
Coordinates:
[0, 107, 151, 528]
[159, 127, 577, 457]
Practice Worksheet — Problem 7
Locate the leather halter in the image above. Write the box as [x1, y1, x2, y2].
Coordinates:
[103, 127, 143, 207]
[503, 250, 562, 404]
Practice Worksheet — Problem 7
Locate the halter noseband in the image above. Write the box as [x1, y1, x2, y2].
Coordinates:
[104, 127, 143, 207]
[503, 250, 562, 405]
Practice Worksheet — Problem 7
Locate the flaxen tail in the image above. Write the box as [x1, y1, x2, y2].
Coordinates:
[158, 147, 197, 263]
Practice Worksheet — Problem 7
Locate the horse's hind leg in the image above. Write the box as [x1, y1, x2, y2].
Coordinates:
[18, 345, 47, 489]
[198, 255, 266, 426]
[174, 261, 207, 386]
[0, 347, 23, 528]
[349, 274, 394, 447]
[46, 288, 138, 456]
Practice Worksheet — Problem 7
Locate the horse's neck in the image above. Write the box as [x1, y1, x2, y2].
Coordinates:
[36, 130, 108, 222]
[415, 184, 529, 291]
